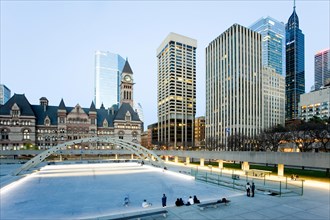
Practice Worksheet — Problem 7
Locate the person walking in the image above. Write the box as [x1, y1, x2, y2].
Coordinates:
[162, 194, 167, 208]
[246, 182, 251, 197]
[251, 182, 255, 197]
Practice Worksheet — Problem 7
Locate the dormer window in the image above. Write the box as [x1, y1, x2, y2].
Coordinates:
[11, 103, 20, 118]
[44, 116, 51, 126]
[103, 119, 108, 127]
[125, 111, 131, 121]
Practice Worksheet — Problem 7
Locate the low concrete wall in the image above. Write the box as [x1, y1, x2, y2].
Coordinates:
[1, 149, 329, 169]
[154, 151, 330, 169]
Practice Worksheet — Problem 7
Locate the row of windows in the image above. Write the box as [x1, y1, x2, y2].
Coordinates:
[0, 120, 32, 126]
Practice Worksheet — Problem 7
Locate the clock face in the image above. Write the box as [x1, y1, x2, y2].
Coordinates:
[124, 75, 131, 82]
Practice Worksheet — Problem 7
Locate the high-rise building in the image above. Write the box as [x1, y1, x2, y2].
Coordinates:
[250, 16, 285, 76]
[0, 84, 11, 105]
[262, 67, 285, 128]
[285, 4, 305, 120]
[206, 24, 262, 150]
[94, 51, 126, 109]
[314, 48, 330, 91]
[157, 32, 197, 150]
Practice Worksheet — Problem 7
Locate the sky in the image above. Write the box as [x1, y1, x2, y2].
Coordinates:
[1, 0, 329, 129]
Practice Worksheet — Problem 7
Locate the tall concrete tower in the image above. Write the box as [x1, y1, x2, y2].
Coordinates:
[157, 32, 197, 150]
[206, 24, 263, 150]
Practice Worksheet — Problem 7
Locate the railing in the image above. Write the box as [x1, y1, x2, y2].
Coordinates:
[190, 167, 304, 196]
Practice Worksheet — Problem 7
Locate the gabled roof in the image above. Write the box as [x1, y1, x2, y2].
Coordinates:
[114, 103, 140, 121]
[0, 94, 35, 116]
[122, 60, 133, 74]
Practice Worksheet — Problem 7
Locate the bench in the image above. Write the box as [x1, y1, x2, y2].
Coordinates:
[110, 210, 168, 220]
[198, 200, 230, 211]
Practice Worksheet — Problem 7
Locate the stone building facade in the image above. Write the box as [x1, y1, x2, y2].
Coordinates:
[0, 60, 141, 150]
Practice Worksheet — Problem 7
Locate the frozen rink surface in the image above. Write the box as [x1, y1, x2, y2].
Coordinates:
[0, 163, 241, 219]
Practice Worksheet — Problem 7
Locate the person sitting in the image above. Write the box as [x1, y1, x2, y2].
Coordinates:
[217, 197, 229, 204]
[193, 195, 200, 204]
[179, 198, 184, 206]
[123, 195, 129, 207]
[175, 198, 180, 206]
[142, 199, 152, 208]
[187, 196, 194, 205]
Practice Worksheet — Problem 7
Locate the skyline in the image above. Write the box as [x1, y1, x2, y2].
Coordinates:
[1, 1, 329, 128]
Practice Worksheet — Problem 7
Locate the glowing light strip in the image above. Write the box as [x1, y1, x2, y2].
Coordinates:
[0, 172, 36, 195]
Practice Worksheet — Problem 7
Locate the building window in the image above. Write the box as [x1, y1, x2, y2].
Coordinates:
[59, 117, 65, 124]
[23, 129, 30, 140]
[91, 118, 96, 125]
[45, 118, 50, 126]
[1, 129, 9, 140]
[11, 110, 20, 118]
[125, 111, 131, 121]
[103, 119, 108, 127]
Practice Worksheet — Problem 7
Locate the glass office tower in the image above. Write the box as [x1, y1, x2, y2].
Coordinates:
[94, 51, 125, 108]
[285, 6, 305, 120]
[314, 48, 330, 91]
[250, 16, 285, 76]
[0, 84, 11, 105]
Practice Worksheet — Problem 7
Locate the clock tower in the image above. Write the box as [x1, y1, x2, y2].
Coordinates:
[120, 59, 134, 107]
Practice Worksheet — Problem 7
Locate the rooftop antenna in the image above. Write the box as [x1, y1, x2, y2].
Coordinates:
[293, 0, 296, 11]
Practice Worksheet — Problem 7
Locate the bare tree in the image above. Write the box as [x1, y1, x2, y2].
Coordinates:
[227, 133, 248, 151]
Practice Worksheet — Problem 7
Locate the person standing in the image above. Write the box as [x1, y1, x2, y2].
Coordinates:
[251, 182, 255, 197]
[246, 182, 251, 197]
[162, 194, 167, 207]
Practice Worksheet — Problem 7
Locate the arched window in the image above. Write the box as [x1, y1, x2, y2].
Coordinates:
[103, 119, 108, 127]
[23, 129, 30, 140]
[44, 117, 50, 126]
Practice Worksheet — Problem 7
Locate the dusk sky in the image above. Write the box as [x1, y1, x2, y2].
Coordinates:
[1, 0, 329, 128]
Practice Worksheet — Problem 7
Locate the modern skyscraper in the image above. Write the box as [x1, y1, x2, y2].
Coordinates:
[206, 24, 262, 150]
[157, 32, 197, 150]
[250, 16, 285, 76]
[94, 51, 126, 109]
[285, 3, 305, 120]
[0, 84, 11, 105]
[262, 67, 285, 128]
[314, 48, 330, 91]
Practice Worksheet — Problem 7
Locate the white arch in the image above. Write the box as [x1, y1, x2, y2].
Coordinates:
[12, 137, 165, 176]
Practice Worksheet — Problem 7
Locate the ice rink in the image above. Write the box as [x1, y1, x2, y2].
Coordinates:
[0, 163, 241, 219]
